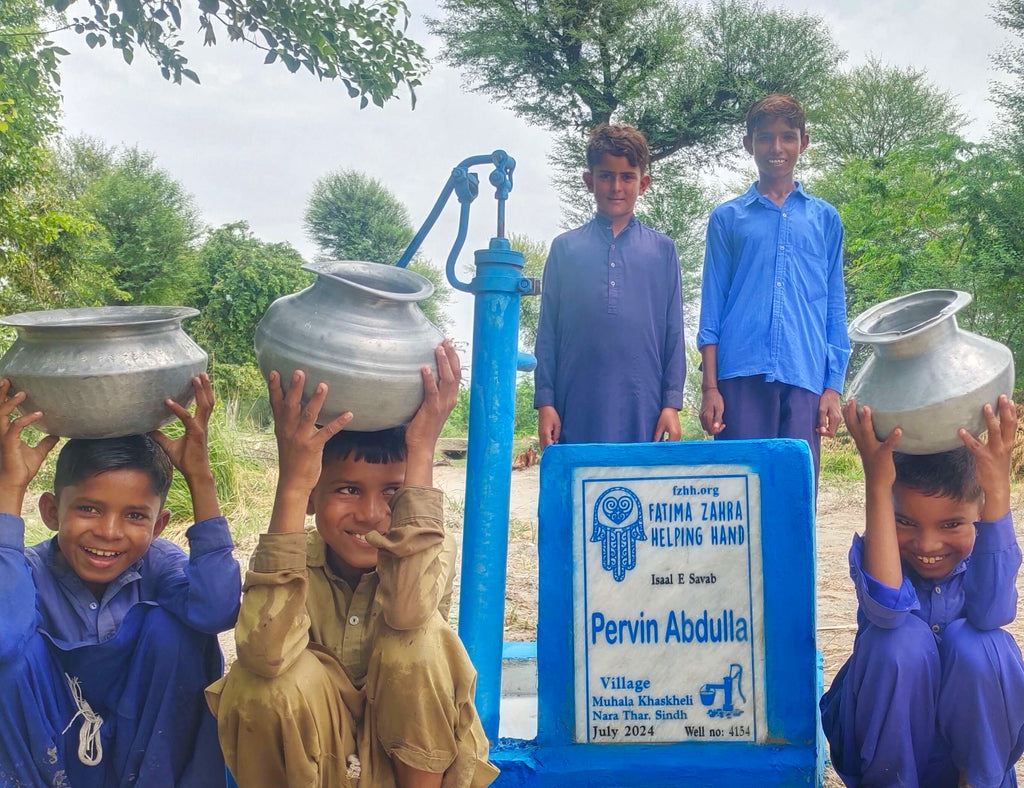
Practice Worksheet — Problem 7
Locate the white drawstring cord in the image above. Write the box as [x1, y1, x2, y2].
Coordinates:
[61, 674, 103, 766]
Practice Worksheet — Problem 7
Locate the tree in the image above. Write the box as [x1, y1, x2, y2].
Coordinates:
[993, 0, 1024, 151]
[428, 0, 841, 164]
[0, 0, 118, 314]
[77, 145, 202, 305]
[188, 222, 312, 368]
[509, 234, 546, 349]
[35, 0, 426, 105]
[810, 58, 967, 166]
[304, 169, 451, 329]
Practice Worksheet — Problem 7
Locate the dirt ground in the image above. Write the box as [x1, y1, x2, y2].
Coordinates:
[222, 461, 1024, 784]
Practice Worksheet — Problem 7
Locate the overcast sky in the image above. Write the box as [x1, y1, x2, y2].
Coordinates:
[53, 0, 1013, 347]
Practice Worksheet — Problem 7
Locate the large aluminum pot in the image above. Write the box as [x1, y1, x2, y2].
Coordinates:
[254, 261, 444, 431]
[847, 289, 1015, 454]
[0, 306, 208, 438]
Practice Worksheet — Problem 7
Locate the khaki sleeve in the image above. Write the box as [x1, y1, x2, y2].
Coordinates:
[437, 532, 458, 622]
[232, 531, 312, 678]
[365, 486, 447, 630]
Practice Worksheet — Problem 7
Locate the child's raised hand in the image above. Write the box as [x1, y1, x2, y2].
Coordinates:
[404, 341, 461, 488]
[0, 379, 59, 514]
[269, 369, 353, 498]
[959, 395, 1016, 521]
[843, 398, 902, 488]
[151, 374, 215, 481]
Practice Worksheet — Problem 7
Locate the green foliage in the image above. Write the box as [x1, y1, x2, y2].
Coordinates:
[0, 1, 113, 314]
[441, 384, 470, 437]
[188, 221, 313, 367]
[43, 0, 427, 105]
[810, 58, 967, 166]
[209, 361, 272, 426]
[77, 146, 202, 305]
[429, 0, 840, 164]
[514, 377, 538, 437]
[303, 168, 451, 329]
[509, 233, 546, 349]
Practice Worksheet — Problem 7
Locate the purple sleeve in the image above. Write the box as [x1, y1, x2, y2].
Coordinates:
[0, 514, 38, 664]
[533, 242, 561, 409]
[149, 516, 241, 634]
[661, 241, 685, 409]
[963, 512, 1021, 630]
[849, 533, 920, 629]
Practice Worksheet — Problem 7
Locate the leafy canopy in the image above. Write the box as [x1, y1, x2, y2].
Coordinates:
[40, 0, 427, 105]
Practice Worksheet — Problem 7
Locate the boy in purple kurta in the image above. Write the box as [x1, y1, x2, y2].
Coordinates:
[821, 396, 1024, 787]
[534, 123, 686, 447]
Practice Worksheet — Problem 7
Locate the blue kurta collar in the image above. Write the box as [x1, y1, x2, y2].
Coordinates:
[592, 213, 639, 236]
[42, 534, 144, 606]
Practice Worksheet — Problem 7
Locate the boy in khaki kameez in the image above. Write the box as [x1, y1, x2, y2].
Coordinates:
[207, 341, 498, 788]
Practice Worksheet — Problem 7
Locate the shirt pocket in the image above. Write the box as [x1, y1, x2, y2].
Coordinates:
[791, 237, 828, 304]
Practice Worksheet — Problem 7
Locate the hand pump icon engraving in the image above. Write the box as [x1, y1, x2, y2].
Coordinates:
[700, 664, 746, 719]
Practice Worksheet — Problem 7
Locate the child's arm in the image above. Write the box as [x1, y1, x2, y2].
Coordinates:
[698, 212, 730, 436]
[699, 344, 726, 436]
[534, 244, 561, 449]
[818, 214, 849, 438]
[654, 242, 685, 442]
[0, 380, 59, 664]
[234, 370, 353, 677]
[148, 374, 240, 633]
[959, 396, 1021, 628]
[844, 399, 904, 589]
[370, 342, 461, 629]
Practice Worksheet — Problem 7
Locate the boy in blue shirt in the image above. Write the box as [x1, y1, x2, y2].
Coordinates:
[534, 122, 686, 447]
[0, 375, 241, 786]
[698, 94, 849, 478]
[821, 397, 1024, 786]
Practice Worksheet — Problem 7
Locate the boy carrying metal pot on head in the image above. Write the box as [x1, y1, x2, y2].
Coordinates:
[0, 374, 241, 786]
[821, 396, 1024, 786]
[207, 340, 498, 788]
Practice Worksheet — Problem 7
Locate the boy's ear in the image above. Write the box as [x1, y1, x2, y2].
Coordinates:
[582, 170, 595, 193]
[638, 174, 651, 195]
[799, 132, 810, 153]
[38, 492, 60, 532]
[742, 135, 753, 155]
[152, 508, 171, 540]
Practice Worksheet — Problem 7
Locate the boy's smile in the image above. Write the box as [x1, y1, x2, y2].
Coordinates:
[743, 116, 809, 185]
[583, 152, 650, 232]
[892, 483, 980, 580]
[39, 469, 170, 599]
[310, 454, 406, 574]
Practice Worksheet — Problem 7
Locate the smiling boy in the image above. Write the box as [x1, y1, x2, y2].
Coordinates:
[208, 342, 497, 787]
[697, 94, 849, 480]
[534, 122, 686, 447]
[821, 398, 1024, 786]
[0, 375, 240, 786]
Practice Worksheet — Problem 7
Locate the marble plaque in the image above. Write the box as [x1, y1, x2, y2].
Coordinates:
[572, 464, 766, 744]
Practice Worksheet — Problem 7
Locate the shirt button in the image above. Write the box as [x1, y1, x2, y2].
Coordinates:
[934, 586, 941, 594]
[610, 262, 615, 268]
[782, 212, 787, 217]
[931, 624, 941, 633]
[610, 281, 616, 286]
[778, 245, 784, 250]
[349, 615, 360, 626]
[776, 281, 782, 287]
[610, 243, 615, 249]
[89, 602, 98, 610]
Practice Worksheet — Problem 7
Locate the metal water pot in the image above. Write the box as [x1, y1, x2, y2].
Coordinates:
[254, 261, 444, 431]
[847, 289, 1015, 454]
[0, 306, 208, 438]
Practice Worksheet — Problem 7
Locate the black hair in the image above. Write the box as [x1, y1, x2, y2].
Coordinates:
[893, 447, 982, 503]
[322, 426, 407, 466]
[54, 435, 174, 503]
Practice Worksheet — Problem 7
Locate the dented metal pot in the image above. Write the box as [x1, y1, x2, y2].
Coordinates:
[847, 289, 1015, 454]
[254, 261, 443, 431]
[0, 306, 207, 438]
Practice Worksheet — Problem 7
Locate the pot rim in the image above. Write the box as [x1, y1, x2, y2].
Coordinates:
[848, 289, 972, 345]
[0, 305, 200, 329]
[302, 261, 434, 302]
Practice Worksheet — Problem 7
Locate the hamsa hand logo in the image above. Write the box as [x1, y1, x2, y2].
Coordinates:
[591, 486, 646, 581]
